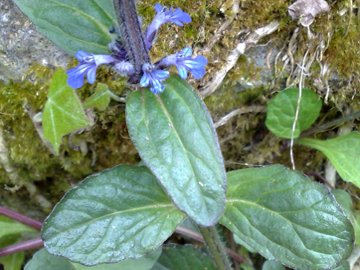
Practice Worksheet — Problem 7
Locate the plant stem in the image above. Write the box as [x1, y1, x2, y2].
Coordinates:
[0, 237, 43, 257]
[198, 226, 233, 270]
[107, 90, 125, 103]
[175, 226, 245, 264]
[113, 0, 150, 83]
[0, 207, 42, 230]
[301, 110, 360, 137]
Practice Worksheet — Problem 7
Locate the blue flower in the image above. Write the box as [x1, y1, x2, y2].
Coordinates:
[157, 47, 207, 79]
[140, 63, 169, 94]
[145, 4, 191, 49]
[67, 51, 116, 89]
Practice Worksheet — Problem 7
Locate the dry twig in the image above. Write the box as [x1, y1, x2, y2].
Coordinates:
[200, 21, 279, 98]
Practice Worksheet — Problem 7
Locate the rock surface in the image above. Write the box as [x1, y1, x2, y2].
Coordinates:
[0, 0, 69, 82]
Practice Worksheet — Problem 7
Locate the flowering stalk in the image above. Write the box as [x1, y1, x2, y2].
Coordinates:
[113, 0, 150, 83]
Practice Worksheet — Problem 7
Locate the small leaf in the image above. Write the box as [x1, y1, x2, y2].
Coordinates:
[151, 245, 216, 270]
[221, 165, 354, 270]
[25, 248, 161, 270]
[333, 190, 360, 246]
[43, 69, 90, 154]
[0, 252, 25, 270]
[25, 249, 75, 270]
[299, 132, 360, 187]
[126, 76, 226, 226]
[83, 83, 111, 111]
[262, 260, 285, 270]
[0, 216, 36, 240]
[42, 165, 185, 265]
[265, 87, 322, 138]
[13, 0, 117, 54]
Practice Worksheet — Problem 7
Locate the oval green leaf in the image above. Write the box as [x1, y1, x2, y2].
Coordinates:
[299, 132, 360, 188]
[43, 69, 90, 154]
[13, 0, 116, 54]
[42, 165, 185, 265]
[221, 165, 354, 270]
[265, 88, 322, 138]
[151, 245, 216, 270]
[126, 76, 226, 226]
[25, 248, 161, 270]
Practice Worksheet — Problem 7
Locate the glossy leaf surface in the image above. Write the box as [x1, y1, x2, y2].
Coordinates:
[126, 76, 226, 226]
[13, 0, 116, 54]
[221, 165, 354, 269]
[43, 69, 89, 154]
[25, 248, 161, 270]
[151, 245, 216, 270]
[333, 189, 360, 246]
[299, 132, 360, 187]
[42, 165, 185, 265]
[266, 88, 322, 138]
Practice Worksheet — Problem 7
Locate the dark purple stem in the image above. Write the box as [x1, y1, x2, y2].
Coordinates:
[0, 207, 42, 230]
[0, 238, 43, 257]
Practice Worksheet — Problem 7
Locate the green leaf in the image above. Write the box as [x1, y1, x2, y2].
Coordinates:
[43, 69, 90, 154]
[0, 216, 35, 241]
[25, 249, 73, 270]
[333, 261, 350, 270]
[233, 234, 256, 253]
[262, 260, 285, 270]
[25, 248, 161, 270]
[0, 253, 25, 270]
[333, 190, 360, 246]
[42, 165, 185, 265]
[0, 253, 24, 270]
[13, 0, 116, 54]
[298, 132, 360, 187]
[126, 76, 226, 226]
[83, 83, 111, 111]
[151, 245, 216, 270]
[265, 87, 322, 138]
[221, 165, 354, 270]
[332, 189, 353, 219]
[354, 211, 360, 245]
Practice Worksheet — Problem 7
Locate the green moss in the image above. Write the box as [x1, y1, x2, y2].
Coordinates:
[0, 64, 138, 199]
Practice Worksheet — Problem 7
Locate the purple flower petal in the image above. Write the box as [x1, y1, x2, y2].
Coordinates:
[156, 47, 207, 80]
[66, 50, 115, 89]
[140, 63, 169, 94]
[145, 4, 192, 49]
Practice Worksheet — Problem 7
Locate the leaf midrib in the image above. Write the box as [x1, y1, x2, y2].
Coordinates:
[226, 198, 348, 242]
[46, 203, 176, 238]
